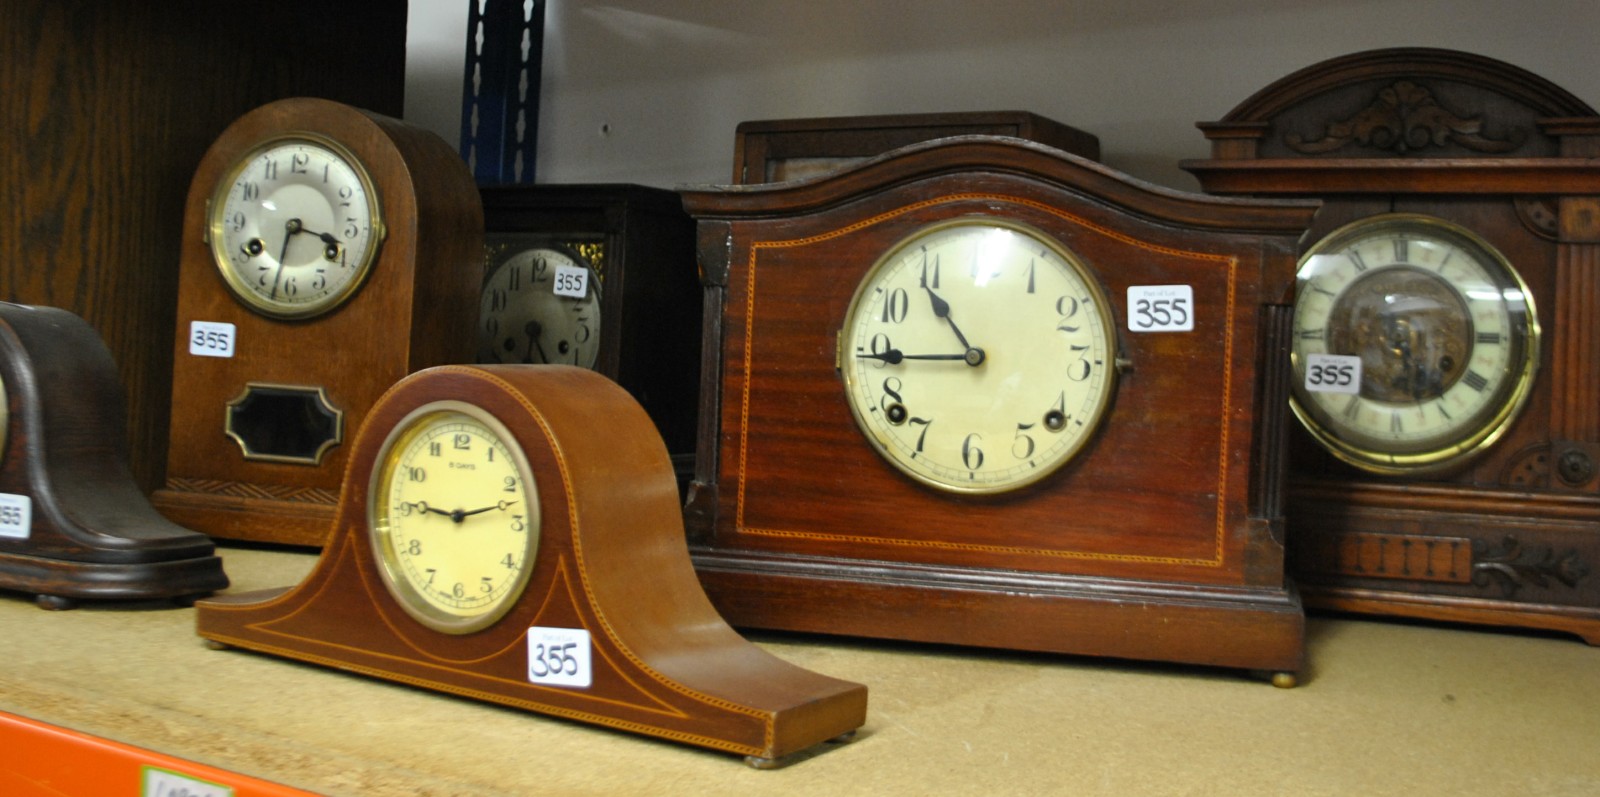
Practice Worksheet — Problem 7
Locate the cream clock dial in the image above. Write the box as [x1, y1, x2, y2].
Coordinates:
[209, 134, 385, 319]
[1290, 214, 1539, 474]
[478, 246, 602, 368]
[840, 219, 1117, 494]
[369, 401, 540, 633]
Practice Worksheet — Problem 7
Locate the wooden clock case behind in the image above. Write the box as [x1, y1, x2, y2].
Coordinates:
[1183, 47, 1600, 643]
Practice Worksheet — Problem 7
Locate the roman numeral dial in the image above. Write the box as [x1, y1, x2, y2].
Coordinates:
[1288, 214, 1538, 473]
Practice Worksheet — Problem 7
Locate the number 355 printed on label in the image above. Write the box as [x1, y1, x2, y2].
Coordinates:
[1303, 353, 1363, 395]
[527, 627, 592, 688]
[1126, 285, 1194, 332]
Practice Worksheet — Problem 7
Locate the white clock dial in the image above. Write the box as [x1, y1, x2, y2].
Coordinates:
[840, 219, 1117, 494]
[369, 402, 540, 634]
[478, 246, 602, 368]
[210, 135, 385, 318]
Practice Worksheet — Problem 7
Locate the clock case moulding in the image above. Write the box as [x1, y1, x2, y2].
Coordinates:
[0, 303, 227, 608]
[680, 135, 1321, 681]
[153, 97, 484, 548]
[1183, 47, 1600, 645]
[196, 365, 866, 766]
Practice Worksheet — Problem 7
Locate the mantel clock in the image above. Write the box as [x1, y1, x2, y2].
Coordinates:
[1183, 47, 1600, 643]
[152, 98, 483, 547]
[475, 184, 701, 473]
[196, 364, 866, 766]
[0, 304, 227, 608]
[680, 135, 1319, 682]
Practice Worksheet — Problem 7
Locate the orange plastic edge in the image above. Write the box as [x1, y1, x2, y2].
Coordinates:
[0, 710, 315, 797]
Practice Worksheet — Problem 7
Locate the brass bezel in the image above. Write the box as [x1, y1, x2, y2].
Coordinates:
[367, 400, 541, 635]
[208, 131, 387, 320]
[838, 217, 1119, 495]
[1289, 213, 1540, 475]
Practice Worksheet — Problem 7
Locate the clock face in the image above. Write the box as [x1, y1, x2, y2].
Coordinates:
[1290, 214, 1539, 473]
[839, 219, 1117, 494]
[368, 401, 540, 633]
[478, 246, 602, 368]
[209, 134, 385, 319]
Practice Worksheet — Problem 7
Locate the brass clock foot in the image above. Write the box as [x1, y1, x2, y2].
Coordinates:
[1270, 671, 1298, 689]
[35, 594, 76, 611]
[744, 755, 782, 770]
[203, 639, 232, 651]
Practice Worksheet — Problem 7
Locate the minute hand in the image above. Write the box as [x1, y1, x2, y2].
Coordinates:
[858, 348, 970, 365]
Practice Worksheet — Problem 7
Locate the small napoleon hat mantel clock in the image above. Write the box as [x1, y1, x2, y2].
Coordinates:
[197, 364, 866, 766]
[152, 98, 483, 547]
[1183, 47, 1600, 643]
[0, 304, 227, 608]
[679, 135, 1319, 682]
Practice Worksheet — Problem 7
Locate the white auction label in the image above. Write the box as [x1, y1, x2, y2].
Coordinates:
[552, 264, 590, 300]
[0, 492, 31, 540]
[1303, 352, 1363, 395]
[188, 321, 236, 358]
[1126, 285, 1194, 332]
[527, 627, 592, 687]
[141, 765, 234, 797]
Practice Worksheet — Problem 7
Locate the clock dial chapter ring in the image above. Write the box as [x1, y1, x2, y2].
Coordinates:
[208, 132, 386, 319]
[839, 218, 1118, 494]
[367, 400, 541, 635]
[478, 245, 602, 368]
[1289, 213, 1539, 473]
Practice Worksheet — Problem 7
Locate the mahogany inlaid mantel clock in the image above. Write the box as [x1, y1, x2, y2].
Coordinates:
[1183, 47, 1600, 644]
[152, 98, 483, 547]
[196, 364, 866, 766]
[680, 135, 1319, 681]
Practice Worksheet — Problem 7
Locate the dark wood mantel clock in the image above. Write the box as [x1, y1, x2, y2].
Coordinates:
[151, 98, 484, 547]
[196, 364, 866, 766]
[679, 135, 1319, 682]
[0, 304, 227, 609]
[475, 184, 702, 477]
[1183, 47, 1600, 644]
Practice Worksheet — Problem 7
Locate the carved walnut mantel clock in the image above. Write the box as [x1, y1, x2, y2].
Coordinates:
[680, 135, 1320, 681]
[1183, 47, 1600, 643]
[152, 98, 483, 546]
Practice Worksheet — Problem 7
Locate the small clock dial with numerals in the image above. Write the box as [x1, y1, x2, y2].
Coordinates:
[1290, 213, 1539, 473]
[209, 134, 385, 319]
[840, 219, 1117, 493]
[369, 401, 540, 634]
[478, 246, 601, 367]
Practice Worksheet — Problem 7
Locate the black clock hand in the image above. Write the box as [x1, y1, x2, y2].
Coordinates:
[523, 320, 551, 363]
[858, 348, 978, 365]
[919, 283, 984, 365]
[409, 500, 519, 524]
[457, 500, 518, 519]
[269, 218, 302, 299]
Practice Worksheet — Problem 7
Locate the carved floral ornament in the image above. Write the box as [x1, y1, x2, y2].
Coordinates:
[1286, 80, 1525, 155]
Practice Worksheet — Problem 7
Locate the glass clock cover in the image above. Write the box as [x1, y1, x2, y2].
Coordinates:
[1290, 214, 1539, 473]
[478, 245, 602, 368]
[209, 134, 385, 319]
[368, 401, 540, 634]
[840, 219, 1117, 494]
